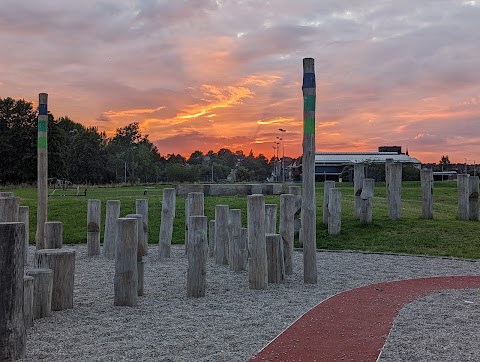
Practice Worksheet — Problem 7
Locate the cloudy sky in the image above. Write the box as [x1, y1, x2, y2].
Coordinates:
[1, 0, 480, 163]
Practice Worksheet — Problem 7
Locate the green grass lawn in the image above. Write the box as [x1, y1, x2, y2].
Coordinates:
[3, 181, 479, 258]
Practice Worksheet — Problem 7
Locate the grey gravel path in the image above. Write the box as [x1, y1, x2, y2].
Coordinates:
[20, 245, 479, 362]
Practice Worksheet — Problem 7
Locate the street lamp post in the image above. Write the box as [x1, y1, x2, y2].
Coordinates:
[272, 145, 277, 181]
[278, 128, 286, 182]
[275, 141, 280, 182]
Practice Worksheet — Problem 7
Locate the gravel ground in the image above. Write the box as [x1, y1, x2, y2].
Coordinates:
[20, 245, 480, 362]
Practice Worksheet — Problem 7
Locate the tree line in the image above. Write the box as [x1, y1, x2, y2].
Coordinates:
[0, 97, 276, 185]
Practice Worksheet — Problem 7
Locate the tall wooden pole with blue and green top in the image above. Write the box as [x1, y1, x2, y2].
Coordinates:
[302, 58, 318, 284]
[36, 93, 48, 249]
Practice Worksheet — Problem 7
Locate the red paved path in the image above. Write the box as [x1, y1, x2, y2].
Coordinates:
[250, 276, 480, 362]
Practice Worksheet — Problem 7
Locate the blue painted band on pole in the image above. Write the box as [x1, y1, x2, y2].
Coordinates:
[39, 104, 47, 115]
[302, 72, 316, 89]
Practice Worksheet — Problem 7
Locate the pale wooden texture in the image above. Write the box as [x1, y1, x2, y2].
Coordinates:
[114, 218, 138, 307]
[0, 222, 26, 360]
[468, 175, 479, 221]
[136, 199, 149, 255]
[44, 221, 63, 249]
[322, 181, 335, 225]
[265, 204, 277, 233]
[241, 227, 248, 270]
[214, 205, 229, 265]
[228, 209, 244, 272]
[208, 220, 215, 258]
[125, 214, 145, 257]
[387, 163, 402, 220]
[23, 275, 34, 329]
[457, 174, 470, 221]
[187, 216, 207, 298]
[354, 164, 366, 219]
[36, 93, 48, 251]
[421, 169, 434, 220]
[87, 199, 101, 256]
[0, 196, 20, 222]
[0, 192, 14, 197]
[359, 179, 375, 224]
[35, 249, 75, 311]
[328, 188, 342, 235]
[248, 194, 268, 289]
[25, 268, 53, 319]
[280, 194, 295, 275]
[266, 233, 285, 284]
[103, 200, 120, 260]
[19, 206, 29, 266]
[159, 188, 175, 258]
[385, 158, 394, 194]
[288, 185, 302, 244]
[185, 192, 204, 254]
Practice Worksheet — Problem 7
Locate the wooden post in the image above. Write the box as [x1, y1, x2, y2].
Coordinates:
[354, 164, 366, 219]
[35, 249, 75, 311]
[469, 175, 479, 221]
[23, 275, 34, 329]
[159, 188, 175, 258]
[185, 192, 204, 254]
[280, 194, 295, 275]
[0, 195, 20, 222]
[288, 185, 302, 244]
[87, 199, 101, 256]
[0, 222, 26, 360]
[266, 233, 285, 284]
[25, 268, 53, 319]
[265, 204, 277, 234]
[241, 227, 248, 270]
[114, 217, 138, 307]
[359, 179, 375, 224]
[229, 209, 244, 272]
[387, 163, 402, 220]
[214, 205, 229, 265]
[248, 194, 268, 289]
[136, 199, 149, 255]
[302, 58, 318, 284]
[328, 188, 342, 235]
[36, 93, 48, 250]
[420, 169, 433, 220]
[44, 221, 63, 249]
[323, 181, 335, 225]
[187, 215, 207, 298]
[385, 158, 394, 192]
[125, 213, 144, 296]
[208, 220, 215, 258]
[458, 174, 470, 221]
[103, 200, 120, 260]
[19, 205, 29, 266]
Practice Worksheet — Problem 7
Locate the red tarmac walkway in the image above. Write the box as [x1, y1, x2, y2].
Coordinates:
[250, 276, 480, 361]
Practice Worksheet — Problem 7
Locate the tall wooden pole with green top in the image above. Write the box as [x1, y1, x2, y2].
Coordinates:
[36, 93, 48, 249]
[302, 58, 317, 284]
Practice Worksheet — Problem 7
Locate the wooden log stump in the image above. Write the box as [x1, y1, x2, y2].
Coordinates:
[248, 194, 268, 290]
[208, 220, 215, 258]
[266, 233, 285, 284]
[159, 188, 175, 258]
[44, 221, 63, 249]
[25, 268, 53, 319]
[458, 174, 470, 221]
[354, 164, 366, 219]
[103, 200, 120, 260]
[0, 222, 26, 360]
[18, 205, 30, 266]
[359, 179, 375, 224]
[35, 249, 75, 311]
[215, 205, 229, 265]
[23, 275, 34, 329]
[265, 204, 277, 233]
[185, 192, 204, 254]
[87, 199, 101, 256]
[421, 169, 434, 220]
[323, 181, 335, 225]
[137, 259, 145, 297]
[125, 213, 145, 296]
[0, 196, 20, 222]
[288, 185, 302, 243]
[187, 216, 207, 298]
[387, 163, 402, 220]
[280, 194, 295, 275]
[241, 227, 248, 270]
[136, 199, 149, 255]
[114, 217, 138, 307]
[469, 175, 479, 221]
[328, 188, 342, 235]
[229, 209, 243, 272]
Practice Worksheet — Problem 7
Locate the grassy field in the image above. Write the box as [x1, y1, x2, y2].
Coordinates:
[3, 181, 480, 259]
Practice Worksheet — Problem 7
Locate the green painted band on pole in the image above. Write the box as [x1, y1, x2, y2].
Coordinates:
[304, 117, 315, 134]
[304, 95, 316, 112]
[38, 136, 47, 149]
[38, 120, 48, 132]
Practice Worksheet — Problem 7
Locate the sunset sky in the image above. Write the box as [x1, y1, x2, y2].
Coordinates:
[1, 0, 480, 164]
